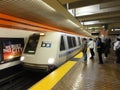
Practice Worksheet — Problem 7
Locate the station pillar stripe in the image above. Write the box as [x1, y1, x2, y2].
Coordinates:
[28, 61, 77, 90]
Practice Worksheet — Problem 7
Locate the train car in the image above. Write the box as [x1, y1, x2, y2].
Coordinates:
[20, 32, 84, 71]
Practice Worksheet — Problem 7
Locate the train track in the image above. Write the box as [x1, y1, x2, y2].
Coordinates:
[0, 70, 48, 90]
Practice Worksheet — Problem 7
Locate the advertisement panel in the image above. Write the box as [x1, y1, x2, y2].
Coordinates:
[0, 38, 24, 64]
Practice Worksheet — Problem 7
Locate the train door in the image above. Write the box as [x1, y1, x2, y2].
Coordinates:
[66, 36, 74, 59]
[58, 35, 67, 64]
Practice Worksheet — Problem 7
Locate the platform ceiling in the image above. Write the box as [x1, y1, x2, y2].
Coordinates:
[0, 0, 120, 35]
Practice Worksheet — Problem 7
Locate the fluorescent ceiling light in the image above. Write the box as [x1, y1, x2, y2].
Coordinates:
[40, 33, 45, 36]
[115, 29, 120, 31]
[112, 28, 120, 31]
[88, 27, 101, 29]
[72, 4, 120, 17]
[77, 12, 94, 16]
[81, 21, 100, 25]
[76, 5, 99, 16]
[66, 19, 80, 27]
[40, 0, 56, 12]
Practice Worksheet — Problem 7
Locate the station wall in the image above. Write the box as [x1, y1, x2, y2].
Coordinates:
[0, 27, 37, 70]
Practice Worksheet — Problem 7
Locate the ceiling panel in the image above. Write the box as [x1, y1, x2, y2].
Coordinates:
[0, 0, 77, 32]
[65, 0, 119, 9]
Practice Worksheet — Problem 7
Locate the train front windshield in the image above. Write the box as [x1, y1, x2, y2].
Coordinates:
[24, 34, 40, 54]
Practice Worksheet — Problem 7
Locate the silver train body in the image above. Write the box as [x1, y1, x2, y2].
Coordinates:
[20, 32, 85, 71]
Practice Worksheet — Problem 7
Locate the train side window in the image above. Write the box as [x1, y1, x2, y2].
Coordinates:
[78, 37, 81, 45]
[24, 34, 40, 54]
[72, 37, 76, 47]
[67, 36, 72, 48]
[60, 36, 65, 51]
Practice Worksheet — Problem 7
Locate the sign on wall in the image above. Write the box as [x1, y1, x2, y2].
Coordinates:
[0, 38, 24, 64]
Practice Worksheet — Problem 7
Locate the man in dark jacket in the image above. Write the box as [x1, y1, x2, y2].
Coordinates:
[96, 38, 104, 64]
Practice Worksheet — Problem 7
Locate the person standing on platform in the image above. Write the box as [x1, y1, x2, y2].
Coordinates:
[104, 37, 111, 58]
[82, 38, 88, 63]
[96, 38, 104, 64]
[88, 38, 95, 59]
[113, 36, 120, 64]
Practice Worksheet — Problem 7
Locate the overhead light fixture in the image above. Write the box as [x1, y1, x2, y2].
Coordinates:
[40, 33, 45, 36]
[115, 29, 120, 31]
[111, 29, 114, 31]
[75, 5, 99, 16]
[88, 27, 100, 29]
[66, 19, 80, 28]
[111, 28, 120, 31]
[40, 0, 56, 12]
[81, 21, 99, 25]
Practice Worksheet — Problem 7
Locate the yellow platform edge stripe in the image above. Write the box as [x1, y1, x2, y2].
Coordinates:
[74, 48, 89, 58]
[74, 52, 83, 58]
[28, 61, 77, 90]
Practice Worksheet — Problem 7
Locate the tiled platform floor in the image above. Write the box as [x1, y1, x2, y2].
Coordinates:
[52, 50, 120, 90]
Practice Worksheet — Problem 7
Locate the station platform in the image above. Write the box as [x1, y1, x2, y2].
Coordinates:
[29, 49, 120, 90]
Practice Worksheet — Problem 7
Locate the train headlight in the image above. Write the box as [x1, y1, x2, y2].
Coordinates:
[20, 56, 25, 61]
[48, 58, 55, 64]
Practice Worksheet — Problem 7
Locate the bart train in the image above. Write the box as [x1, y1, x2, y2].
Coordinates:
[20, 32, 86, 71]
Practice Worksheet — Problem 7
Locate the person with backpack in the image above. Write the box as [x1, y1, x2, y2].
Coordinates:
[113, 36, 120, 64]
